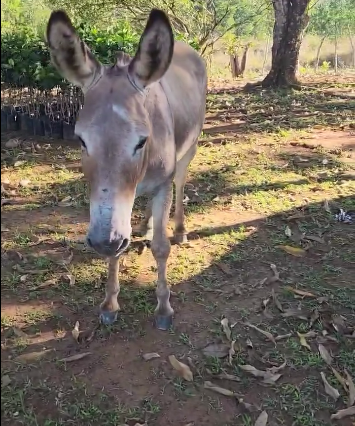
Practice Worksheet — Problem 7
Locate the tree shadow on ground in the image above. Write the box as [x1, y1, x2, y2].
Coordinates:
[204, 86, 354, 137]
[2, 194, 354, 347]
[1, 194, 354, 426]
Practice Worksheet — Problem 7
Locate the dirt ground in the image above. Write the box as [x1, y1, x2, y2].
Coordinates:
[1, 75, 355, 426]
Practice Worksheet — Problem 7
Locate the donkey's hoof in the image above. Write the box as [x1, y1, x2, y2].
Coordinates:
[99, 310, 118, 325]
[155, 314, 173, 331]
[174, 233, 188, 244]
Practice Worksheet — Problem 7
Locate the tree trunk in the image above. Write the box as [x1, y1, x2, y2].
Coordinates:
[240, 45, 250, 75]
[262, 34, 271, 76]
[334, 35, 338, 73]
[230, 55, 237, 78]
[261, 0, 311, 88]
[235, 55, 242, 77]
[315, 36, 326, 71]
[348, 26, 355, 68]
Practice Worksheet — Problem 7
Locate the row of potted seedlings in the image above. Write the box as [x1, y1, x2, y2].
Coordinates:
[1, 103, 81, 141]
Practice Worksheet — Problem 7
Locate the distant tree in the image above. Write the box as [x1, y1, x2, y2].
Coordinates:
[309, 0, 355, 71]
[260, 0, 311, 87]
[221, 0, 272, 77]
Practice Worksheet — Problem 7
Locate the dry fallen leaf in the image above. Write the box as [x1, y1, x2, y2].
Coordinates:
[72, 321, 80, 343]
[267, 361, 287, 374]
[318, 344, 332, 365]
[254, 410, 268, 426]
[214, 371, 240, 382]
[221, 318, 232, 341]
[320, 372, 340, 400]
[228, 340, 235, 365]
[245, 322, 276, 344]
[276, 245, 306, 257]
[323, 199, 331, 213]
[202, 343, 229, 358]
[5, 138, 20, 148]
[60, 352, 91, 362]
[297, 332, 311, 350]
[345, 369, 355, 407]
[168, 355, 193, 382]
[271, 289, 284, 312]
[237, 398, 259, 413]
[203, 381, 235, 397]
[12, 327, 28, 339]
[305, 234, 325, 244]
[286, 287, 316, 298]
[281, 308, 309, 321]
[1, 375, 11, 388]
[331, 367, 348, 392]
[330, 406, 355, 420]
[275, 333, 292, 341]
[239, 365, 282, 384]
[14, 349, 52, 364]
[310, 309, 320, 327]
[142, 352, 160, 361]
[285, 225, 292, 237]
[216, 262, 233, 276]
[62, 273, 75, 286]
[20, 274, 28, 283]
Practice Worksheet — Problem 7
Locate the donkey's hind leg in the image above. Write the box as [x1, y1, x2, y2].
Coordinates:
[140, 199, 154, 241]
[174, 144, 197, 244]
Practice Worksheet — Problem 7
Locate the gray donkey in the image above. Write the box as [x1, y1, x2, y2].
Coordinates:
[46, 9, 207, 329]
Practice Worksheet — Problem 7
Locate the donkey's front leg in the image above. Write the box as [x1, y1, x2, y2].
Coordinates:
[99, 257, 120, 325]
[151, 183, 174, 330]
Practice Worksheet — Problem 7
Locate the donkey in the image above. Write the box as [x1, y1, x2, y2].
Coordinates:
[46, 9, 207, 330]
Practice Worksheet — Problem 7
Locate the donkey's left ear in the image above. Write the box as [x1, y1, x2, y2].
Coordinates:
[46, 10, 102, 91]
[129, 9, 174, 88]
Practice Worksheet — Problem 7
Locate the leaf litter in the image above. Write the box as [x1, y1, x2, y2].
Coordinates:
[330, 406, 355, 420]
[286, 286, 316, 298]
[344, 369, 355, 407]
[168, 355, 193, 382]
[221, 317, 232, 341]
[239, 364, 283, 384]
[276, 245, 306, 257]
[1, 375, 11, 388]
[254, 410, 268, 426]
[244, 322, 276, 345]
[59, 352, 91, 362]
[320, 372, 340, 400]
[203, 381, 235, 397]
[72, 321, 80, 343]
[271, 289, 284, 312]
[213, 371, 240, 382]
[143, 353, 160, 361]
[318, 344, 332, 365]
[202, 343, 229, 358]
[296, 331, 317, 350]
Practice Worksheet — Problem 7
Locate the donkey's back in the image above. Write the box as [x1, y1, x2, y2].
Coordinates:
[161, 41, 207, 160]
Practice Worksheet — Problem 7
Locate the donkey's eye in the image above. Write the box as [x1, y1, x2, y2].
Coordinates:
[136, 137, 147, 151]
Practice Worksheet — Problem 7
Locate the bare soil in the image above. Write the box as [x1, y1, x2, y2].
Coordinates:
[1, 76, 355, 426]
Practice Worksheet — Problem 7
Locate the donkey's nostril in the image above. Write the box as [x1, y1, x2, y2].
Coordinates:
[118, 238, 130, 252]
[116, 238, 129, 253]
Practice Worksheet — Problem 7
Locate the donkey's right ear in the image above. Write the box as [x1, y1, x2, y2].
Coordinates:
[46, 10, 102, 91]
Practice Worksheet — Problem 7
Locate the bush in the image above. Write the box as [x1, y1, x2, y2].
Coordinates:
[1, 23, 139, 90]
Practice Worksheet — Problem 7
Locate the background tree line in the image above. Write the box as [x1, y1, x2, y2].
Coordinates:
[1, 0, 355, 90]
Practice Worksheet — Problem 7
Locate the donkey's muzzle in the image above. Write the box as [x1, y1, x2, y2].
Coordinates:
[87, 235, 130, 257]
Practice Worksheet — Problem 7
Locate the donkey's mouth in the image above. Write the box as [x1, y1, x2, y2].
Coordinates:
[86, 236, 130, 258]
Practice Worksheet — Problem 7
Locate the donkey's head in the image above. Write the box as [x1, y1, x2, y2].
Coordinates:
[47, 9, 174, 257]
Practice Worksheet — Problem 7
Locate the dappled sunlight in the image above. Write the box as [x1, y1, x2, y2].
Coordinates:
[2, 76, 355, 426]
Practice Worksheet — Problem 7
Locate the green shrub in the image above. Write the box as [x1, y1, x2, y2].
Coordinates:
[1, 23, 139, 90]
